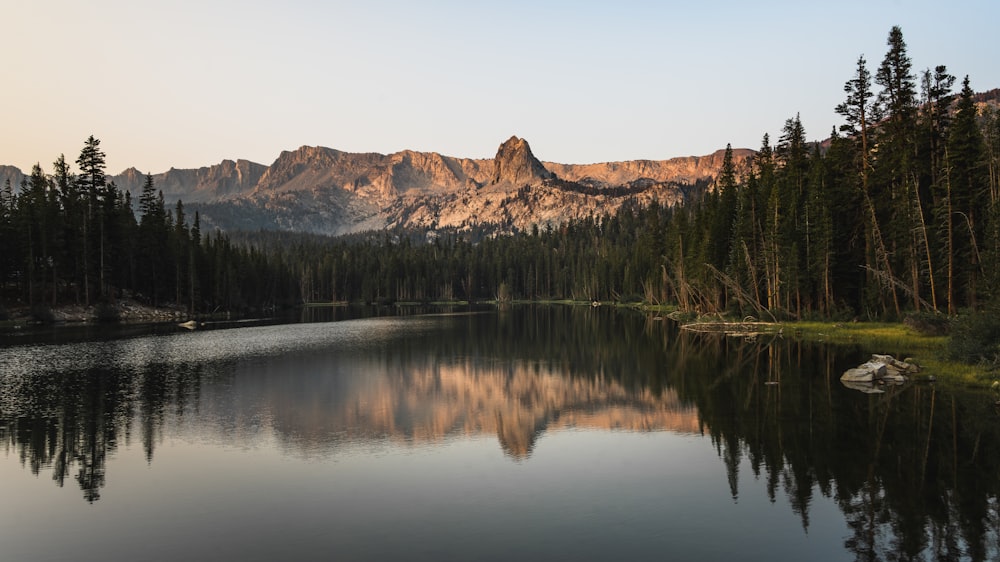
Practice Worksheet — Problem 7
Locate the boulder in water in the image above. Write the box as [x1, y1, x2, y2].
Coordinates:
[841, 354, 919, 390]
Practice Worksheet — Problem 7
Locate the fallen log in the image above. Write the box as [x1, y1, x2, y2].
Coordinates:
[679, 321, 782, 338]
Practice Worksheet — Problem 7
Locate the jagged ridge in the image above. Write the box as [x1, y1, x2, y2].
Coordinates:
[115, 159, 267, 203]
[4, 138, 752, 236]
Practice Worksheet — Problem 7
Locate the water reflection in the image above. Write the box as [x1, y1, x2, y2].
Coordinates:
[1, 308, 697, 498]
[247, 355, 700, 459]
[2, 306, 999, 560]
[670, 331, 1000, 561]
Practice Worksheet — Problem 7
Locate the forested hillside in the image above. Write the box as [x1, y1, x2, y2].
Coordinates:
[2, 26, 998, 322]
[0, 137, 299, 317]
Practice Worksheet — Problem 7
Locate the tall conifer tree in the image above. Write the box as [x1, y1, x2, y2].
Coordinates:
[75, 136, 107, 304]
[946, 76, 987, 309]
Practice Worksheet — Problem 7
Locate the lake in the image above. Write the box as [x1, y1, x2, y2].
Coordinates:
[2, 305, 998, 561]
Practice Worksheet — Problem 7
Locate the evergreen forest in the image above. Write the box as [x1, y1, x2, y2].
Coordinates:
[0, 137, 299, 317]
[2, 27, 999, 324]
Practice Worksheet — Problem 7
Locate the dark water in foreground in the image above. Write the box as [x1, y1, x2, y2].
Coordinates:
[1, 306, 998, 561]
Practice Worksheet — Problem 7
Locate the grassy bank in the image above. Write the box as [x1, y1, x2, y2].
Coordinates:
[668, 313, 993, 387]
[787, 321, 991, 386]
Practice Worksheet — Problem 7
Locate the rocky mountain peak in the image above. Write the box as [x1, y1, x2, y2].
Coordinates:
[491, 136, 554, 186]
[117, 167, 146, 181]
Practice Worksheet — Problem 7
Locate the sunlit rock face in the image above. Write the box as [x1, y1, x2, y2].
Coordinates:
[114, 159, 267, 203]
[490, 136, 554, 187]
[91, 138, 752, 235]
[544, 148, 753, 187]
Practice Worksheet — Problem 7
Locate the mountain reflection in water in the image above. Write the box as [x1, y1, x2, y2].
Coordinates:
[248, 356, 700, 459]
[2, 306, 999, 561]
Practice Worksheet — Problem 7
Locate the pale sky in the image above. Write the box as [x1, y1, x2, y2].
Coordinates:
[3, 0, 998, 175]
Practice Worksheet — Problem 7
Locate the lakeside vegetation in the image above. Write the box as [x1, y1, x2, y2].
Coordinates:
[787, 321, 989, 385]
[2, 27, 999, 377]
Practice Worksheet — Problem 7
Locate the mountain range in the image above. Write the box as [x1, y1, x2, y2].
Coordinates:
[2, 137, 752, 235]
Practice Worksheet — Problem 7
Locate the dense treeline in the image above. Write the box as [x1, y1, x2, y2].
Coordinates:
[256, 26, 1000, 320]
[0, 136, 298, 317]
[682, 27, 1000, 319]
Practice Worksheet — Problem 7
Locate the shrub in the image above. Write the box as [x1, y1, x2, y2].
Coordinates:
[95, 301, 121, 323]
[30, 305, 55, 324]
[904, 311, 952, 336]
[667, 310, 698, 323]
[949, 305, 1000, 366]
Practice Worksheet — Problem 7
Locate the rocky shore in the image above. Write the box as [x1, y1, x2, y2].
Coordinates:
[2, 299, 190, 326]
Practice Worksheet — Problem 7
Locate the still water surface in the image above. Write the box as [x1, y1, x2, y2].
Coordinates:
[2, 306, 998, 561]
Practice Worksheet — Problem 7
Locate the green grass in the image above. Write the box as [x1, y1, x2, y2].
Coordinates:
[788, 321, 947, 349]
[787, 320, 993, 386]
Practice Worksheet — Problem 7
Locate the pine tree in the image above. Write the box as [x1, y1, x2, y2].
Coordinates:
[945, 76, 987, 309]
[50, 155, 76, 304]
[729, 166, 760, 313]
[917, 66, 955, 312]
[921, 66, 956, 190]
[174, 200, 189, 307]
[0, 179, 14, 304]
[837, 55, 899, 316]
[876, 27, 917, 132]
[75, 136, 107, 304]
[752, 134, 787, 313]
[708, 144, 739, 308]
[804, 144, 834, 313]
[983, 106, 1000, 296]
[836, 56, 877, 187]
[875, 26, 921, 311]
[137, 175, 169, 305]
[776, 115, 808, 314]
[14, 164, 60, 305]
[190, 211, 202, 312]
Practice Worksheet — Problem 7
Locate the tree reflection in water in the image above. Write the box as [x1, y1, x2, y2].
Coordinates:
[1, 305, 998, 559]
[666, 327, 1000, 561]
[2, 363, 205, 502]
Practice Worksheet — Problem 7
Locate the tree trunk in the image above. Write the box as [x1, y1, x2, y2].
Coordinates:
[913, 175, 938, 311]
[946, 169, 955, 315]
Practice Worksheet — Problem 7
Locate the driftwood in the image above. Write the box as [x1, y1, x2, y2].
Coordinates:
[841, 354, 921, 391]
[680, 321, 782, 338]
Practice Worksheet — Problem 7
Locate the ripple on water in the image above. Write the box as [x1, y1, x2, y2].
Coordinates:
[0, 316, 437, 380]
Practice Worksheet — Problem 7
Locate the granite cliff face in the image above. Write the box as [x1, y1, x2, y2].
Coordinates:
[251, 146, 491, 203]
[115, 159, 266, 203]
[5, 138, 751, 235]
[545, 148, 752, 188]
[491, 136, 554, 186]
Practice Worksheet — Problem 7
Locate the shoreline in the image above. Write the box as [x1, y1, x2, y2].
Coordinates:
[1, 299, 190, 328]
[3, 300, 990, 387]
